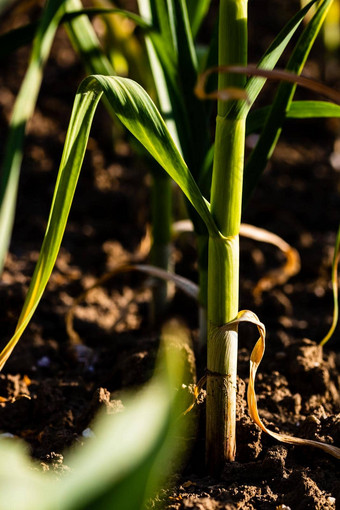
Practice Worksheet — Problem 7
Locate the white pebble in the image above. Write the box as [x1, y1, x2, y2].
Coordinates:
[37, 356, 51, 368]
[82, 428, 95, 438]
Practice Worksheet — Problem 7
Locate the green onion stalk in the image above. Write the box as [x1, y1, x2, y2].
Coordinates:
[206, 0, 248, 472]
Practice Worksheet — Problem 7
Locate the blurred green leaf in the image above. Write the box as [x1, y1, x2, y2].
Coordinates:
[186, 0, 211, 38]
[0, 326, 192, 510]
[0, 0, 67, 274]
[64, 0, 115, 77]
[0, 6, 150, 62]
[60, 326, 192, 510]
[0, 439, 53, 510]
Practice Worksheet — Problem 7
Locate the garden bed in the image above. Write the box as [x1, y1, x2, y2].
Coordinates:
[0, 2, 339, 508]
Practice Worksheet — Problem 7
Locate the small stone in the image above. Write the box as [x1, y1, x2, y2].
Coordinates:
[82, 428, 95, 438]
[37, 356, 51, 368]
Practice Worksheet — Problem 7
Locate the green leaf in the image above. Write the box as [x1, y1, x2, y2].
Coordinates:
[62, 6, 151, 28]
[139, 0, 207, 178]
[233, 0, 320, 119]
[60, 328, 192, 510]
[197, 0, 320, 200]
[0, 439, 51, 510]
[0, 6, 151, 61]
[0, 329, 192, 510]
[246, 100, 340, 135]
[169, 0, 209, 178]
[186, 0, 211, 39]
[64, 0, 115, 76]
[138, 0, 210, 240]
[0, 0, 67, 275]
[0, 0, 154, 279]
[243, 0, 333, 207]
[0, 74, 218, 369]
[154, 0, 176, 53]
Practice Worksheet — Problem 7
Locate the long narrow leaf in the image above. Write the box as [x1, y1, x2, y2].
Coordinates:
[0, 75, 218, 370]
[0, 7, 151, 61]
[139, 0, 210, 243]
[0, 333, 191, 510]
[137, 0, 181, 148]
[64, 0, 115, 76]
[247, 100, 340, 134]
[0, 0, 67, 275]
[243, 0, 333, 206]
[153, 0, 175, 53]
[0, 82, 102, 370]
[59, 330, 191, 510]
[186, 0, 211, 39]
[233, 0, 320, 119]
[170, 0, 209, 179]
[194, 0, 320, 197]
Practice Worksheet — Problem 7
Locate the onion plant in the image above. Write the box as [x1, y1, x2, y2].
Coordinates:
[1, 0, 340, 475]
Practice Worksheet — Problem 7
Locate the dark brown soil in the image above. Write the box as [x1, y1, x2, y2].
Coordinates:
[0, 2, 339, 509]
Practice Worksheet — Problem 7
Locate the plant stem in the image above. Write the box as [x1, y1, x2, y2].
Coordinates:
[206, 0, 247, 473]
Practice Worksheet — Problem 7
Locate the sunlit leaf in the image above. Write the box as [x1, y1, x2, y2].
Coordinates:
[0, 74, 218, 370]
[247, 100, 340, 134]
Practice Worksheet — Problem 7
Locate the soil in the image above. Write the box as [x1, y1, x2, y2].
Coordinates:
[0, 1, 340, 509]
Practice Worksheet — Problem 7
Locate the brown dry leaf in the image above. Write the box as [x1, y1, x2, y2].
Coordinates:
[173, 220, 300, 299]
[195, 65, 340, 104]
[239, 223, 301, 300]
[224, 310, 340, 459]
[66, 263, 199, 345]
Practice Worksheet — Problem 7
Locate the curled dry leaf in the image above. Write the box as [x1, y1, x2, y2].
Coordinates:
[194, 76, 248, 102]
[320, 225, 340, 346]
[195, 65, 340, 104]
[225, 310, 340, 460]
[239, 223, 301, 300]
[185, 309, 340, 459]
[66, 263, 199, 345]
[173, 220, 301, 299]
